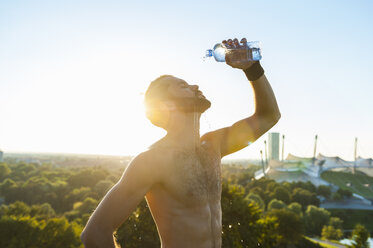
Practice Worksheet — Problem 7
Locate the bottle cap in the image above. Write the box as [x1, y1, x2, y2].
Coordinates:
[205, 49, 213, 57]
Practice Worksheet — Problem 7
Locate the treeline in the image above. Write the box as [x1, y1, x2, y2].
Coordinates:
[0, 161, 370, 248]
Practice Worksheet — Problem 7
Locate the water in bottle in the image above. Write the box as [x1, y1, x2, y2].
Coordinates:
[205, 40, 262, 62]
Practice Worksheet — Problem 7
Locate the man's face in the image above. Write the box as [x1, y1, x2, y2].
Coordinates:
[165, 76, 211, 113]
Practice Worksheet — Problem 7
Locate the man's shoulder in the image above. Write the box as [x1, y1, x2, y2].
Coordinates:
[130, 147, 173, 168]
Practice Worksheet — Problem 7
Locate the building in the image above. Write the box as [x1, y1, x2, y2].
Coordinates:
[0, 150, 3, 162]
[268, 132, 280, 161]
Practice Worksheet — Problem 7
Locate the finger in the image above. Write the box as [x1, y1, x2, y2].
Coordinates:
[227, 39, 233, 48]
[222, 40, 227, 47]
[240, 38, 247, 46]
[233, 38, 239, 48]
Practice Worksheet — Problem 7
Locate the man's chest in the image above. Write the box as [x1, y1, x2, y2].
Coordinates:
[164, 146, 222, 204]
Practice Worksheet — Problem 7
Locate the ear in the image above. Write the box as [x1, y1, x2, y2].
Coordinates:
[160, 100, 176, 111]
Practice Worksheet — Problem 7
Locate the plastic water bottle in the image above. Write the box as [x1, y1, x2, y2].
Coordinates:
[205, 41, 262, 62]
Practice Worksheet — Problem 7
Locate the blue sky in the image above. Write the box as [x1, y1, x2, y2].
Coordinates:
[1, 0, 372, 160]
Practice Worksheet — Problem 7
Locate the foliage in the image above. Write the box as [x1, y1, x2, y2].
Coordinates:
[349, 224, 370, 248]
[337, 188, 353, 199]
[0, 215, 82, 248]
[287, 202, 303, 216]
[321, 224, 343, 240]
[1, 159, 370, 248]
[328, 217, 343, 230]
[292, 187, 320, 210]
[321, 216, 344, 241]
[221, 183, 262, 247]
[317, 185, 332, 199]
[328, 209, 373, 231]
[115, 200, 160, 248]
[267, 209, 303, 246]
[245, 192, 265, 210]
[0, 162, 11, 180]
[267, 199, 286, 210]
[269, 186, 291, 204]
[304, 205, 330, 236]
[221, 163, 259, 186]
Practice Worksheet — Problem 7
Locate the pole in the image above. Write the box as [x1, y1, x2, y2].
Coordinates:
[264, 140, 268, 166]
[282, 134, 285, 161]
[313, 135, 318, 166]
[354, 137, 358, 174]
[260, 150, 265, 176]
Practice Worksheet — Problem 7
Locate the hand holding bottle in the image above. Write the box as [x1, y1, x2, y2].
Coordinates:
[205, 38, 262, 70]
[224, 38, 259, 70]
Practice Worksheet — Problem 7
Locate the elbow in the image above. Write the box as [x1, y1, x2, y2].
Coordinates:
[80, 229, 92, 247]
[261, 110, 281, 126]
[80, 227, 101, 247]
[272, 110, 281, 124]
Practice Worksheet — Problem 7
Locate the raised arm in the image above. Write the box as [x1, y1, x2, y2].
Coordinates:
[80, 152, 160, 248]
[202, 38, 281, 157]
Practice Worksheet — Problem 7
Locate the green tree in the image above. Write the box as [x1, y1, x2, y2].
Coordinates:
[267, 199, 286, 211]
[67, 168, 108, 188]
[116, 200, 160, 248]
[0, 162, 11, 180]
[267, 209, 303, 247]
[270, 186, 291, 204]
[0, 201, 31, 217]
[321, 225, 343, 240]
[304, 205, 330, 236]
[289, 181, 316, 193]
[75, 197, 98, 215]
[65, 187, 92, 210]
[221, 183, 263, 247]
[0, 178, 18, 203]
[30, 203, 56, 219]
[328, 217, 343, 229]
[332, 191, 343, 201]
[292, 188, 320, 210]
[245, 192, 265, 210]
[0, 209, 82, 248]
[349, 224, 370, 248]
[317, 185, 331, 199]
[0, 215, 41, 248]
[39, 217, 83, 248]
[337, 188, 353, 199]
[256, 216, 280, 248]
[94, 180, 114, 198]
[287, 202, 303, 217]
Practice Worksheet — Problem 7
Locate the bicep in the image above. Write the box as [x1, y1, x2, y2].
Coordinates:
[204, 114, 276, 157]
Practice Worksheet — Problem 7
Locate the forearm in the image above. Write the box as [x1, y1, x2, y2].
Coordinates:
[244, 68, 280, 119]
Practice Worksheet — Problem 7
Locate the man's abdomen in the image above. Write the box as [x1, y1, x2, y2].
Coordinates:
[146, 189, 222, 248]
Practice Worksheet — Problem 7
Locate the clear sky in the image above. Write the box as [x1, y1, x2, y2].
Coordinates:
[1, 0, 372, 161]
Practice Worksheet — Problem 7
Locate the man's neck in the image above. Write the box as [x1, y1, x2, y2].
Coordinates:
[165, 112, 201, 150]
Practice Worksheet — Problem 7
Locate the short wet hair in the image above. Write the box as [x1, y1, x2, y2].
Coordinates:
[144, 75, 174, 107]
[144, 75, 174, 128]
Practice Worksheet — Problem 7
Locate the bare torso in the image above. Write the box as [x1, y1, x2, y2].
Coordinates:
[145, 141, 222, 248]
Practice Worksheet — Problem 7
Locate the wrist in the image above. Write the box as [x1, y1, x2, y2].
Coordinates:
[243, 61, 264, 81]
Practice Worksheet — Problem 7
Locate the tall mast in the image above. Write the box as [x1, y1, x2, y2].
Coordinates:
[260, 150, 266, 176]
[312, 135, 318, 166]
[282, 134, 285, 161]
[264, 140, 268, 166]
[354, 137, 358, 174]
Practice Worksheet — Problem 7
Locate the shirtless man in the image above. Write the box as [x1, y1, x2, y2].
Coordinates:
[80, 38, 281, 248]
